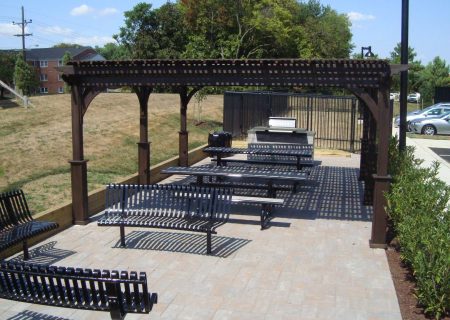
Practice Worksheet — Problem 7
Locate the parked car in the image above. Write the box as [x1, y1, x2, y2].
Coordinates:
[410, 112, 450, 135]
[407, 92, 421, 103]
[394, 102, 450, 129]
[390, 92, 400, 101]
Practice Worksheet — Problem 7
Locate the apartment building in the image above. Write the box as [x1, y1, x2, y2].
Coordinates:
[26, 47, 105, 94]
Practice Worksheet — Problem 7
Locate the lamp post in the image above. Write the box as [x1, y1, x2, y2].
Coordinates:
[361, 46, 375, 59]
[399, 0, 409, 151]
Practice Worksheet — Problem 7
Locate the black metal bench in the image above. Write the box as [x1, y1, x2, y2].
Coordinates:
[0, 260, 157, 320]
[98, 184, 233, 255]
[231, 196, 284, 229]
[0, 189, 58, 260]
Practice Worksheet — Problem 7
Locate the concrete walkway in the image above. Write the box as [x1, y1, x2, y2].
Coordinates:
[406, 137, 450, 184]
[0, 153, 401, 320]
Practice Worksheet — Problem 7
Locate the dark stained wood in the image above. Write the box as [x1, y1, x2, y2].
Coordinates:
[62, 58, 394, 248]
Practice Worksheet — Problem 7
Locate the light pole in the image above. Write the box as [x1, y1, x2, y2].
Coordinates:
[361, 46, 375, 59]
[399, 0, 409, 151]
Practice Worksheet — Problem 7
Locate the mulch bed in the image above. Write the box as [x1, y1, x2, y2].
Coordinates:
[386, 247, 449, 320]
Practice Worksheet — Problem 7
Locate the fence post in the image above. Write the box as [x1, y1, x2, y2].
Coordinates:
[350, 98, 357, 153]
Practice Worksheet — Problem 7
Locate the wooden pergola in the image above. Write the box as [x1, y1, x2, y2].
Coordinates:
[61, 59, 400, 248]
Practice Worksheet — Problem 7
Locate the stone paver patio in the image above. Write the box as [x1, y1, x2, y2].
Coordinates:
[0, 154, 401, 320]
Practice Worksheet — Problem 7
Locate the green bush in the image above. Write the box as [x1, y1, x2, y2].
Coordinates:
[386, 137, 450, 319]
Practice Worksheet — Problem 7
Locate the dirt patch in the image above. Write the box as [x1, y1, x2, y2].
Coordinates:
[386, 247, 449, 320]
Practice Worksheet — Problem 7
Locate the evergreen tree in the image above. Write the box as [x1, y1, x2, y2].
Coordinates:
[14, 55, 39, 96]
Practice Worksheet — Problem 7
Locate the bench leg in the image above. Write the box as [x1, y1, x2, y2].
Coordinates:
[206, 230, 212, 255]
[260, 204, 272, 230]
[120, 225, 126, 247]
[23, 240, 29, 260]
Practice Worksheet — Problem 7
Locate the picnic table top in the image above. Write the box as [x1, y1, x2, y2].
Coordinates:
[162, 165, 308, 181]
[203, 146, 313, 157]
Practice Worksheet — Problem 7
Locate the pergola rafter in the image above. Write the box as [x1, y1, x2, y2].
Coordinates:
[61, 59, 402, 248]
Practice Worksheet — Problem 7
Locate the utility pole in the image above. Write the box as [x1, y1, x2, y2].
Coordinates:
[13, 6, 32, 61]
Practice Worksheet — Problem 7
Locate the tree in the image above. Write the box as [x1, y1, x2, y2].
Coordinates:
[0, 52, 17, 98]
[14, 54, 39, 96]
[417, 57, 450, 103]
[95, 43, 130, 60]
[62, 51, 72, 93]
[389, 43, 423, 92]
[114, 2, 188, 59]
[53, 43, 83, 48]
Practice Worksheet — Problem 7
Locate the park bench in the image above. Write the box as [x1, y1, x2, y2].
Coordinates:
[222, 143, 315, 169]
[0, 189, 58, 260]
[231, 195, 284, 229]
[0, 260, 157, 320]
[98, 184, 233, 255]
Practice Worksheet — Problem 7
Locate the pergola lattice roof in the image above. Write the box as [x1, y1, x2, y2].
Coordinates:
[62, 59, 391, 88]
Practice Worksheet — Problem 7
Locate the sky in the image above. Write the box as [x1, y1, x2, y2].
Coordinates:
[0, 1, 449, 65]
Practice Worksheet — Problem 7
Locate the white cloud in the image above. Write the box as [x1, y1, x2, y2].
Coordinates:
[0, 23, 22, 36]
[99, 8, 118, 16]
[38, 26, 73, 36]
[64, 35, 114, 47]
[70, 4, 94, 16]
[347, 12, 375, 22]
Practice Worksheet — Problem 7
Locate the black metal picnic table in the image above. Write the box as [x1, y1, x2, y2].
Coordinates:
[161, 165, 308, 197]
[203, 146, 313, 170]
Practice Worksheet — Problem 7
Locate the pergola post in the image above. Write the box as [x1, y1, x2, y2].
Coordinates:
[177, 86, 202, 167]
[364, 111, 377, 205]
[359, 103, 369, 181]
[370, 85, 392, 248]
[135, 87, 152, 184]
[69, 85, 88, 225]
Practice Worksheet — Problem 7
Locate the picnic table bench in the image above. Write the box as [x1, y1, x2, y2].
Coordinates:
[98, 184, 233, 255]
[161, 165, 308, 198]
[231, 195, 284, 229]
[0, 260, 157, 320]
[205, 143, 314, 170]
[0, 189, 58, 260]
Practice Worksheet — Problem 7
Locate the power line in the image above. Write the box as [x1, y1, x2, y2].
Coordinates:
[12, 6, 32, 60]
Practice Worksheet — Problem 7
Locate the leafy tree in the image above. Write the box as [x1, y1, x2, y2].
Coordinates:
[114, 2, 188, 59]
[95, 43, 130, 60]
[389, 43, 424, 92]
[417, 57, 450, 103]
[296, 0, 353, 58]
[62, 51, 72, 93]
[13, 54, 39, 96]
[0, 52, 17, 98]
[52, 43, 83, 48]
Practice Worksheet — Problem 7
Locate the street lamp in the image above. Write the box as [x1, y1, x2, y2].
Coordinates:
[361, 46, 375, 59]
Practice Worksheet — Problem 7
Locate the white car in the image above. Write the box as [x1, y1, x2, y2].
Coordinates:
[407, 92, 421, 103]
[390, 92, 400, 101]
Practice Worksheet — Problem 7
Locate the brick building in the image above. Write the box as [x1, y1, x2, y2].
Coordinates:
[26, 47, 105, 94]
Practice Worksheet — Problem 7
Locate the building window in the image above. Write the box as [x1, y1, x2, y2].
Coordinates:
[40, 74, 48, 81]
[58, 59, 63, 66]
[40, 87, 48, 94]
[58, 74, 63, 81]
[58, 87, 64, 94]
[40, 60, 48, 67]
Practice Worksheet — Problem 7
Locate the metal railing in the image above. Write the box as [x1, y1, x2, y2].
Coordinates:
[223, 91, 362, 152]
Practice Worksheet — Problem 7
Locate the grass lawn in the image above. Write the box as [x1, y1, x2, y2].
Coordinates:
[0, 93, 223, 213]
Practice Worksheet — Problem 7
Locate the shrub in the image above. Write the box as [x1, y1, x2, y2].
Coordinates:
[386, 137, 450, 319]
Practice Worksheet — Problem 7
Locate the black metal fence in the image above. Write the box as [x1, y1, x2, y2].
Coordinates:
[223, 91, 362, 152]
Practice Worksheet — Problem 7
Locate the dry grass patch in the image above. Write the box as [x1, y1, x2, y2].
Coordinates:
[0, 93, 223, 212]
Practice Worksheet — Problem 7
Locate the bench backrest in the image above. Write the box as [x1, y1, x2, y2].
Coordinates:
[0, 261, 156, 319]
[248, 143, 314, 164]
[105, 184, 233, 223]
[0, 189, 33, 230]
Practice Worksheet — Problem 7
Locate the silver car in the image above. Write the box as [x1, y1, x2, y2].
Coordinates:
[410, 112, 450, 135]
[394, 102, 450, 129]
